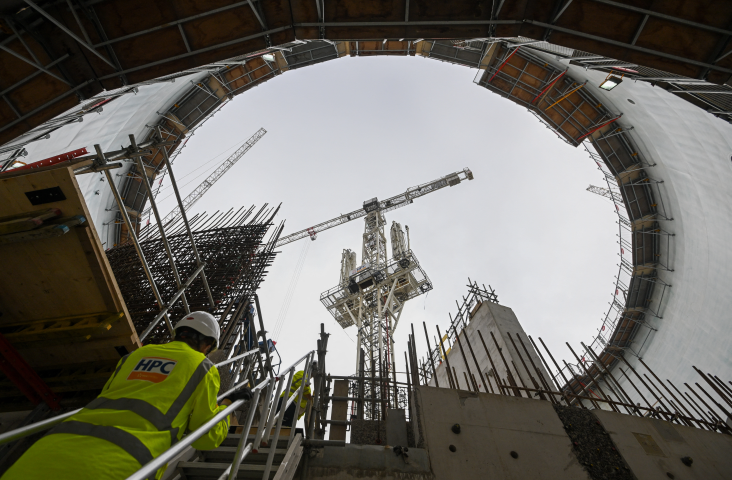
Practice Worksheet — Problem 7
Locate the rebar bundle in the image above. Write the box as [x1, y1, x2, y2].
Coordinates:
[107, 206, 283, 344]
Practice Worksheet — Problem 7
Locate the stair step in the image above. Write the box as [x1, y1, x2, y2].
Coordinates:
[179, 461, 278, 479]
[203, 446, 287, 464]
[222, 434, 290, 449]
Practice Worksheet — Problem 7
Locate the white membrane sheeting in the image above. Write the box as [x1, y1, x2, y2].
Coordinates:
[17, 73, 206, 248]
[556, 61, 732, 389]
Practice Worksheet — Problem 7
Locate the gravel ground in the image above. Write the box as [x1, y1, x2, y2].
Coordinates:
[553, 404, 637, 480]
[350, 419, 387, 445]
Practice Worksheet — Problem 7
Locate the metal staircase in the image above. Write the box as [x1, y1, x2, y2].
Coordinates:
[0, 347, 316, 480]
[173, 432, 302, 480]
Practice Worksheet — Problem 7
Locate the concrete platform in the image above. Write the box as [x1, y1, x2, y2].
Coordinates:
[594, 409, 732, 479]
[301, 444, 432, 480]
[415, 386, 590, 480]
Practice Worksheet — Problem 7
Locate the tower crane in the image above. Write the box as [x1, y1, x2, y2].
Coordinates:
[159, 128, 267, 227]
[587, 184, 623, 203]
[276, 167, 474, 247]
[313, 168, 474, 419]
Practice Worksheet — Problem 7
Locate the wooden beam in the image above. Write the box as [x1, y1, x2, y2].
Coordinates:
[1, 312, 125, 347]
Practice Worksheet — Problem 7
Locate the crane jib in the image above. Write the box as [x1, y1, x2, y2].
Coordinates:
[275, 168, 473, 248]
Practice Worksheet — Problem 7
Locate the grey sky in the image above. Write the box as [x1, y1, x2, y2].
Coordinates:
[154, 55, 619, 377]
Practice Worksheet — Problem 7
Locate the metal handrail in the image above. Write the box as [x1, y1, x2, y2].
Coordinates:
[0, 347, 313, 480]
[128, 350, 315, 480]
[0, 408, 81, 446]
[229, 351, 313, 480]
[217, 347, 260, 369]
[126, 395, 253, 480]
[0, 347, 260, 447]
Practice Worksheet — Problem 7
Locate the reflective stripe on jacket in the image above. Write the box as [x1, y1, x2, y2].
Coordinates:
[279, 370, 311, 419]
[1, 342, 229, 480]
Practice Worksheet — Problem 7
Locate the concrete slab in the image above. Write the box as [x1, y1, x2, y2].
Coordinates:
[387, 409, 408, 447]
[431, 302, 555, 396]
[303, 444, 432, 480]
[594, 409, 732, 479]
[417, 386, 590, 479]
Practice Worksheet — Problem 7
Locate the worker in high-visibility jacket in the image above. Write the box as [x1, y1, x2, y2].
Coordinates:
[277, 370, 312, 427]
[2, 312, 251, 480]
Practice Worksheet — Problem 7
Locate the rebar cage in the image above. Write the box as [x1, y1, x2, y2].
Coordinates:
[107, 222, 278, 343]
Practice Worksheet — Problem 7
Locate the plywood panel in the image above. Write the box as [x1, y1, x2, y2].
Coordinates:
[0, 165, 139, 374]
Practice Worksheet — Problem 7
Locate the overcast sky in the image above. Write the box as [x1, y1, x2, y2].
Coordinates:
[154, 55, 619, 379]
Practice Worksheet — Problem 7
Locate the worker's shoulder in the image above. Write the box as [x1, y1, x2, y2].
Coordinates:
[135, 341, 208, 364]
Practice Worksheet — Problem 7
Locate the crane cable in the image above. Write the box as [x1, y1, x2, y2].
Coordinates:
[272, 240, 311, 341]
[154, 138, 247, 194]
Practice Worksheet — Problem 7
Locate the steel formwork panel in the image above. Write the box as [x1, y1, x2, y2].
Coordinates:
[428, 41, 484, 67]
[283, 41, 339, 70]
[591, 131, 645, 176]
[625, 274, 655, 312]
[349, 41, 415, 57]
[170, 86, 222, 130]
[620, 180, 657, 221]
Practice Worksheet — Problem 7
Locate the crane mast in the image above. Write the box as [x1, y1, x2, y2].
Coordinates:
[275, 168, 474, 247]
[319, 168, 475, 420]
[159, 128, 267, 227]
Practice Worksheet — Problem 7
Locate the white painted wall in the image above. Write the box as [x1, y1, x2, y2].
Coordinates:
[16, 73, 206, 248]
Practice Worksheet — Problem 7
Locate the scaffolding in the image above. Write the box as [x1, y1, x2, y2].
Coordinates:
[582, 125, 674, 372]
[467, 38, 675, 389]
[84, 131, 283, 370]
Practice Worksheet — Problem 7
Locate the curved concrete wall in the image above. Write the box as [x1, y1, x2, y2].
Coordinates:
[8, 40, 732, 392]
[565, 66, 732, 387]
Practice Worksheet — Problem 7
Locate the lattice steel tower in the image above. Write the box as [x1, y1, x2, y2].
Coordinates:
[319, 169, 473, 417]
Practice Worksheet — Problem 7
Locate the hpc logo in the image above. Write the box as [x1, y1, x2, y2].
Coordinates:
[127, 357, 177, 383]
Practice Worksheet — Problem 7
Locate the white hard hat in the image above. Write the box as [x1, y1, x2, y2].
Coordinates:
[175, 311, 220, 351]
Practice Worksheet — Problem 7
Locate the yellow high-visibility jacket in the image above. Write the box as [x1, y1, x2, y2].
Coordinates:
[2, 341, 230, 480]
[279, 370, 311, 419]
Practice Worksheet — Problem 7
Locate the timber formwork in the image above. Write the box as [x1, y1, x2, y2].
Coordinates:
[0, 161, 139, 412]
[472, 43, 673, 399]
[477, 45, 619, 146]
